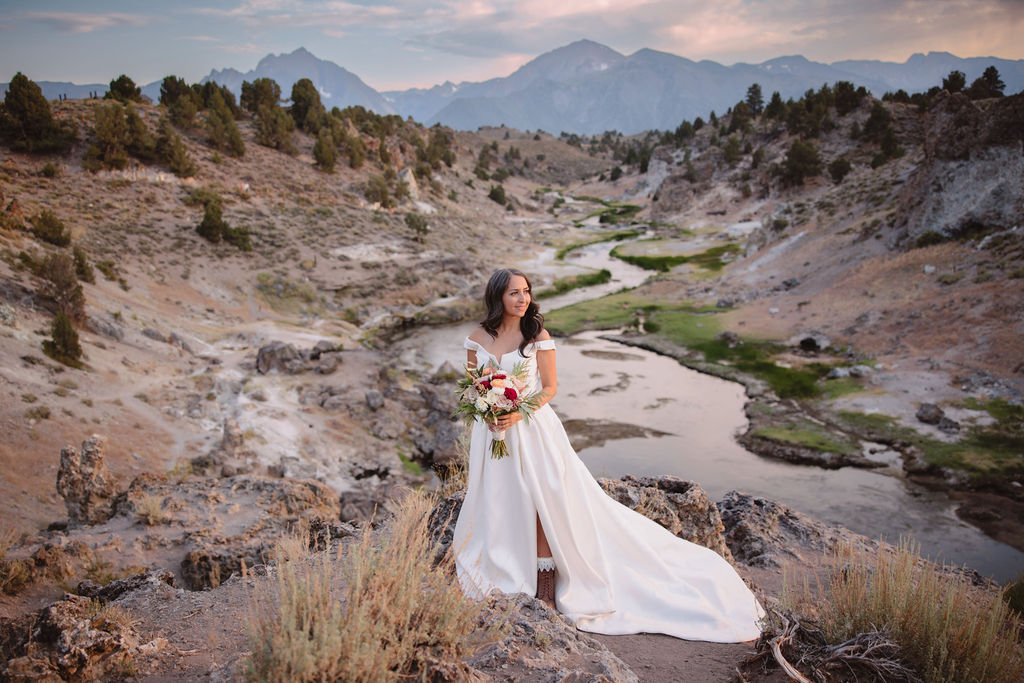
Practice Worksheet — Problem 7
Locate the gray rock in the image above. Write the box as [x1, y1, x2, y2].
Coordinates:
[314, 352, 340, 374]
[916, 402, 945, 425]
[826, 366, 851, 379]
[256, 341, 300, 374]
[467, 592, 639, 682]
[0, 594, 140, 681]
[321, 395, 347, 410]
[310, 340, 337, 359]
[169, 332, 194, 354]
[365, 389, 384, 411]
[716, 331, 740, 348]
[77, 568, 174, 603]
[717, 491, 874, 568]
[0, 303, 16, 327]
[938, 416, 961, 433]
[848, 364, 874, 377]
[89, 315, 124, 341]
[220, 419, 244, 456]
[598, 475, 733, 562]
[142, 327, 167, 343]
[56, 435, 117, 526]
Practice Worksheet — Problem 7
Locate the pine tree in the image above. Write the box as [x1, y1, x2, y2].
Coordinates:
[313, 126, 335, 172]
[42, 311, 83, 367]
[745, 83, 764, 117]
[105, 74, 142, 103]
[157, 118, 197, 177]
[125, 103, 156, 160]
[290, 78, 325, 133]
[0, 72, 76, 152]
[942, 70, 966, 93]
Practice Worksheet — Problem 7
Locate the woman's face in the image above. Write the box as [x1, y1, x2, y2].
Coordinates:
[503, 275, 531, 318]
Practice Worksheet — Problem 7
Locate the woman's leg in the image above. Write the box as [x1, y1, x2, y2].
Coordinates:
[537, 514, 551, 557]
[536, 513, 555, 608]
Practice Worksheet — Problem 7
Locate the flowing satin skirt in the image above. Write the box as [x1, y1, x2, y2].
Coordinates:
[452, 404, 765, 642]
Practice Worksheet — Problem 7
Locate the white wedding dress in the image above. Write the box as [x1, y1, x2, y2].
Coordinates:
[453, 337, 765, 642]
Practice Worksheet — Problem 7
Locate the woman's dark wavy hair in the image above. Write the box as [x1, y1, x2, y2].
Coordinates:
[481, 268, 544, 355]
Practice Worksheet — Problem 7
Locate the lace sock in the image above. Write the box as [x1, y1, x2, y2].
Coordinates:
[537, 556, 556, 572]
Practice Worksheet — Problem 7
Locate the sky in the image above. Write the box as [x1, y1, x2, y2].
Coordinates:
[1, 1, 1023, 91]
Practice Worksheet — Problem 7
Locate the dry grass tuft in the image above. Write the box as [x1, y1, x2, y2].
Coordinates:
[784, 538, 1024, 682]
[437, 428, 470, 499]
[0, 525, 32, 595]
[245, 489, 493, 682]
[134, 494, 167, 526]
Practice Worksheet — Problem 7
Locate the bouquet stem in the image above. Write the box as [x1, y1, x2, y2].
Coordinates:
[490, 428, 509, 459]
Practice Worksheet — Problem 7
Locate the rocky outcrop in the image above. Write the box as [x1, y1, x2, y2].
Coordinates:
[256, 340, 342, 375]
[0, 594, 140, 681]
[56, 435, 118, 526]
[894, 90, 1024, 245]
[717, 490, 874, 568]
[78, 568, 175, 603]
[467, 592, 638, 682]
[598, 475, 733, 562]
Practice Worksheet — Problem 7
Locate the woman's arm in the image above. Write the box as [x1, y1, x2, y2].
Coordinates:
[494, 331, 557, 430]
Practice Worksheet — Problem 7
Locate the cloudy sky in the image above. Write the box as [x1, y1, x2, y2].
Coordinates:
[2, 1, 1023, 90]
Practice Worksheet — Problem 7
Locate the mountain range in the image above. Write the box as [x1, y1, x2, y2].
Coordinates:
[7, 40, 1024, 134]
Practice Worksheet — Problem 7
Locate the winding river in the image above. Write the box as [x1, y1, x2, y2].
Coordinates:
[396, 239, 1024, 582]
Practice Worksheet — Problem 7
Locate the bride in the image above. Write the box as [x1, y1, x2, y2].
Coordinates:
[453, 268, 764, 642]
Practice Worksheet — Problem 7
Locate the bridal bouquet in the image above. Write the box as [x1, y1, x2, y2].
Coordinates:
[453, 360, 543, 459]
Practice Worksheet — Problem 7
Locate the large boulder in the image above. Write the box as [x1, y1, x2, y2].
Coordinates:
[717, 491, 873, 568]
[0, 594, 140, 681]
[598, 475, 733, 562]
[255, 341, 302, 374]
[466, 592, 638, 681]
[56, 435, 117, 526]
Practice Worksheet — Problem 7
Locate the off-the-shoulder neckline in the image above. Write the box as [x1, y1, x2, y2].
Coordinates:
[465, 337, 554, 363]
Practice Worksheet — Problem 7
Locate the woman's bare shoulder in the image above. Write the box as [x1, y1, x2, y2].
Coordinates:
[467, 326, 490, 344]
[535, 328, 552, 342]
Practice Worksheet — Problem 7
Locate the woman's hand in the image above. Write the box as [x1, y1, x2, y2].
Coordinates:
[491, 412, 523, 431]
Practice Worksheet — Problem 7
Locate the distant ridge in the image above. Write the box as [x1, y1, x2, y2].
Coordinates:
[5, 42, 1024, 134]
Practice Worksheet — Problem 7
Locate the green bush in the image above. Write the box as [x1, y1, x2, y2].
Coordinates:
[0, 72, 77, 153]
[365, 175, 392, 208]
[125, 104, 156, 160]
[31, 210, 71, 246]
[914, 230, 946, 248]
[405, 212, 429, 242]
[781, 140, 822, 185]
[72, 245, 95, 284]
[313, 127, 335, 172]
[205, 88, 244, 157]
[346, 134, 366, 169]
[828, 158, 851, 184]
[83, 101, 129, 171]
[39, 162, 58, 178]
[290, 78, 325, 134]
[488, 185, 507, 205]
[36, 252, 85, 323]
[105, 75, 142, 103]
[42, 311, 83, 368]
[195, 200, 251, 250]
[254, 103, 295, 154]
[240, 78, 282, 115]
[157, 118, 197, 178]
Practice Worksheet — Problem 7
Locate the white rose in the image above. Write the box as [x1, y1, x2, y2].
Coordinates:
[475, 397, 488, 412]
